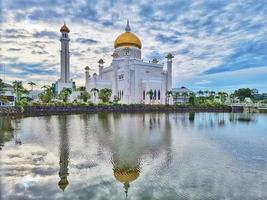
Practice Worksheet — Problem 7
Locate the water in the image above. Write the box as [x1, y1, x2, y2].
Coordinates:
[0, 113, 267, 200]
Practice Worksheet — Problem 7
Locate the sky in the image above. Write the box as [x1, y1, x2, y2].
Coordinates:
[0, 0, 267, 92]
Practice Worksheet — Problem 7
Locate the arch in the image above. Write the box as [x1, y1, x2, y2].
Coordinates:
[154, 90, 157, 100]
[143, 90, 145, 100]
[158, 90, 161, 100]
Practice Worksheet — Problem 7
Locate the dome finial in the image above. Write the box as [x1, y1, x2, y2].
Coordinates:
[125, 19, 131, 32]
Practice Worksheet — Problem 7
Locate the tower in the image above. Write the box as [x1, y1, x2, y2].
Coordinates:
[60, 22, 70, 83]
[166, 53, 173, 92]
[98, 59, 104, 80]
[85, 66, 90, 88]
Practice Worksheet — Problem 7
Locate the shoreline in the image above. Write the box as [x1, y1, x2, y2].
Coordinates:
[0, 105, 243, 117]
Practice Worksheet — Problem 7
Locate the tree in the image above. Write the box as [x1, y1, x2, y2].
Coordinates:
[78, 90, 90, 103]
[59, 88, 72, 103]
[234, 88, 252, 101]
[0, 80, 8, 104]
[91, 88, 99, 103]
[39, 85, 54, 103]
[113, 95, 120, 104]
[98, 88, 112, 103]
[188, 93, 196, 106]
[28, 81, 36, 91]
[12, 81, 28, 103]
[165, 90, 173, 105]
[146, 90, 154, 104]
[217, 91, 228, 103]
[197, 90, 204, 96]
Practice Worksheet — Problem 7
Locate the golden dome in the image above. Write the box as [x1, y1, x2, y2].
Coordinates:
[114, 20, 142, 49]
[60, 22, 70, 33]
[113, 168, 140, 183]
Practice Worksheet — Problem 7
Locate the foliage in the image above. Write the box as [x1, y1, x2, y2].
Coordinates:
[98, 88, 112, 103]
[233, 88, 252, 101]
[59, 88, 72, 103]
[39, 85, 55, 103]
[113, 95, 120, 105]
[146, 90, 154, 104]
[28, 81, 36, 91]
[91, 87, 99, 102]
[165, 90, 173, 105]
[0, 80, 7, 103]
[12, 81, 28, 103]
[78, 90, 90, 102]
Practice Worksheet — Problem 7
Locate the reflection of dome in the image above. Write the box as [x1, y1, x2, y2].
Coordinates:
[114, 168, 140, 183]
[113, 168, 140, 198]
[58, 177, 69, 191]
[114, 20, 142, 49]
[60, 22, 70, 33]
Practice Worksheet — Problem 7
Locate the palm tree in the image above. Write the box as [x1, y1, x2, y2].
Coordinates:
[98, 88, 112, 103]
[0, 79, 7, 104]
[59, 88, 72, 103]
[78, 90, 90, 103]
[197, 90, 204, 96]
[28, 81, 36, 91]
[90, 88, 99, 103]
[165, 90, 173, 105]
[12, 81, 28, 103]
[146, 90, 154, 104]
[39, 85, 54, 103]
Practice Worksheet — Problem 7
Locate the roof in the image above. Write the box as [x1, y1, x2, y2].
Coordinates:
[172, 86, 192, 93]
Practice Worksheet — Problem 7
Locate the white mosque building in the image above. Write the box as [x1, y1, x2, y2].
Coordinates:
[85, 21, 174, 104]
[55, 21, 174, 104]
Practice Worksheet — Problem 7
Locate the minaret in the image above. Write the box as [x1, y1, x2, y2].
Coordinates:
[85, 66, 90, 89]
[166, 53, 174, 92]
[98, 59, 104, 80]
[60, 22, 70, 83]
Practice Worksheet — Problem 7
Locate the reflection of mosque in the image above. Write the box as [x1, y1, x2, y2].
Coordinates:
[96, 113, 173, 197]
[57, 116, 70, 191]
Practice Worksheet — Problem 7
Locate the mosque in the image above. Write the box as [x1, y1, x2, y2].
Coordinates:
[56, 21, 174, 104]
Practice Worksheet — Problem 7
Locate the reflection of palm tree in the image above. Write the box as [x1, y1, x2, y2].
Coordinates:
[58, 115, 70, 191]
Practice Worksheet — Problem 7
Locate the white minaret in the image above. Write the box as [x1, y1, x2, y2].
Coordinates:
[98, 59, 104, 80]
[166, 53, 174, 92]
[60, 22, 70, 83]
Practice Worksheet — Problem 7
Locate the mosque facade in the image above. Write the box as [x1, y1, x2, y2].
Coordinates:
[56, 21, 174, 104]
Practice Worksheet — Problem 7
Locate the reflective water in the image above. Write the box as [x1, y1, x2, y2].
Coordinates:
[0, 113, 267, 200]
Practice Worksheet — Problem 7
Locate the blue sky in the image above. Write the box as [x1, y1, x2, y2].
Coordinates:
[0, 0, 267, 92]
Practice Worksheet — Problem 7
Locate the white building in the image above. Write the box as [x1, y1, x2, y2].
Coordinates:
[0, 80, 15, 106]
[85, 21, 174, 104]
[172, 86, 193, 104]
[55, 23, 74, 95]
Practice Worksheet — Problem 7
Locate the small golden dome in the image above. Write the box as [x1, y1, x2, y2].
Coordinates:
[114, 20, 142, 49]
[58, 177, 69, 191]
[60, 22, 70, 33]
[113, 168, 140, 183]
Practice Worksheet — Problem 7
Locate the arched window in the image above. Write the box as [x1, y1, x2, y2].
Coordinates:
[154, 90, 157, 100]
[143, 90, 145, 100]
[158, 90, 161, 100]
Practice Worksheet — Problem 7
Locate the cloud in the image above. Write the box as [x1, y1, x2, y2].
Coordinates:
[204, 40, 267, 74]
[32, 31, 58, 39]
[75, 38, 98, 45]
[1, 0, 267, 91]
